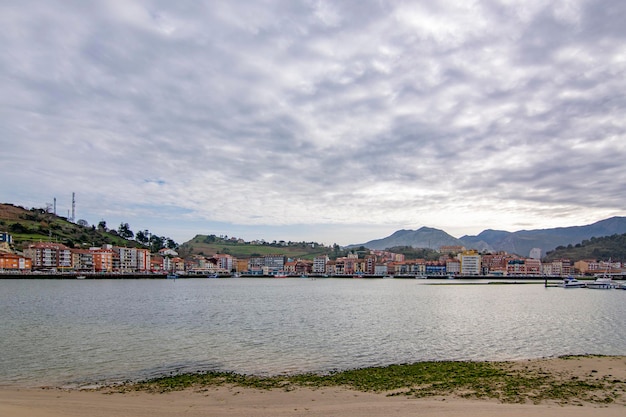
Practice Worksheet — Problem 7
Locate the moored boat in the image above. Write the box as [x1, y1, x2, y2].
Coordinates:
[561, 276, 585, 288]
[587, 260, 615, 289]
[586, 276, 615, 289]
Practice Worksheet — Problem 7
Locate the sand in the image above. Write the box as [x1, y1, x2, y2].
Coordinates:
[1, 356, 625, 417]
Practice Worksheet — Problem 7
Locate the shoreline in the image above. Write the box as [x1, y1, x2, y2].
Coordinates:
[2, 356, 625, 417]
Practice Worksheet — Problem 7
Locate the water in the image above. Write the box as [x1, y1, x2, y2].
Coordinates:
[1, 278, 625, 388]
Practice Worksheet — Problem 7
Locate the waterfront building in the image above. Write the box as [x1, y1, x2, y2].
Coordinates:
[264, 254, 285, 270]
[214, 254, 234, 272]
[445, 258, 461, 275]
[574, 259, 603, 275]
[550, 259, 572, 276]
[374, 263, 388, 275]
[459, 250, 481, 275]
[150, 255, 164, 272]
[0, 253, 32, 271]
[425, 261, 446, 275]
[507, 259, 535, 275]
[235, 258, 248, 273]
[71, 249, 94, 271]
[24, 242, 72, 271]
[91, 247, 113, 272]
[313, 255, 329, 274]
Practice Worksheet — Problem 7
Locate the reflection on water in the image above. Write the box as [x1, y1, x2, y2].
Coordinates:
[0, 278, 624, 387]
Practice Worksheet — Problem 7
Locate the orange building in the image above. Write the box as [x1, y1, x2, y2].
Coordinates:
[0, 253, 32, 271]
[91, 248, 114, 272]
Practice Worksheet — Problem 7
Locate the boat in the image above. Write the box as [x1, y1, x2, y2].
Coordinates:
[274, 272, 288, 278]
[560, 276, 585, 288]
[352, 272, 364, 278]
[587, 260, 615, 289]
[166, 273, 179, 279]
[617, 282, 626, 290]
[586, 276, 614, 289]
[207, 273, 219, 278]
[76, 275, 86, 280]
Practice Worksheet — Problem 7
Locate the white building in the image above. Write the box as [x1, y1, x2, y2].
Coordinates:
[460, 251, 481, 275]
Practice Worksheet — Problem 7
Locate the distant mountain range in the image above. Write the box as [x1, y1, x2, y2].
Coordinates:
[354, 217, 626, 257]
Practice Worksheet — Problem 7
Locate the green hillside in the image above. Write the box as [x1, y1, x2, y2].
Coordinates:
[544, 233, 626, 262]
[0, 203, 144, 251]
[179, 234, 339, 260]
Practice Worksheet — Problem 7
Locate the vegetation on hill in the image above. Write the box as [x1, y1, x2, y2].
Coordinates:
[0, 203, 176, 253]
[384, 246, 443, 261]
[544, 233, 626, 262]
[180, 234, 351, 260]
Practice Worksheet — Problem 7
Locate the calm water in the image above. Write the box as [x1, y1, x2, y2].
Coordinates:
[1, 278, 625, 388]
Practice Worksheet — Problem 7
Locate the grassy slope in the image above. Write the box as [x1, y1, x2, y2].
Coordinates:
[180, 235, 334, 260]
[0, 203, 142, 251]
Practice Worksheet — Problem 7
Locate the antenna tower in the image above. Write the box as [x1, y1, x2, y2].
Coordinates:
[71, 192, 76, 222]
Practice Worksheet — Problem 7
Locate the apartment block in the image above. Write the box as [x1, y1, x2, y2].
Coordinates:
[24, 242, 72, 270]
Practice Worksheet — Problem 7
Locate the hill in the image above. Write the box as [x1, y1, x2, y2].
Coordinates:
[543, 233, 626, 262]
[354, 227, 463, 251]
[179, 234, 336, 260]
[0, 203, 144, 251]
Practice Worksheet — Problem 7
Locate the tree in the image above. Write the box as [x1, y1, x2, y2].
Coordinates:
[149, 235, 165, 253]
[97, 220, 107, 232]
[136, 230, 149, 245]
[118, 222, 134, 239]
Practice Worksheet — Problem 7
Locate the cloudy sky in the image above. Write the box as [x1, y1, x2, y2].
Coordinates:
[2, 1, 625, 246]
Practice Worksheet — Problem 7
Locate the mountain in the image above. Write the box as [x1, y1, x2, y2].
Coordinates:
[355, 227, 463, 250]
[355, 217, 626, 257]
[459, 216, 626, 257]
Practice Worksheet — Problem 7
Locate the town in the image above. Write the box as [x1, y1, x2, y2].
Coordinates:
[1, 231, 623, 278]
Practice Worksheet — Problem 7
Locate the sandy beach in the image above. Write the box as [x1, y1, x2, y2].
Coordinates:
[1, 356, 625, 417]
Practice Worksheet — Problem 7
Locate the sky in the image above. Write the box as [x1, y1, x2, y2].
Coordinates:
[2, 0, 626, 246]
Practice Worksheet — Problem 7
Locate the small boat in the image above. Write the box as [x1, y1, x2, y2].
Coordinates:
[617, 282, 626, 290]
[352, 272, 364, 278]
[166, 273, 179, 279]
[76, 275, 86, 280]
[274, 272, 288, 278]
[207, 273, 219, 278]
[561, 276, 585, 288]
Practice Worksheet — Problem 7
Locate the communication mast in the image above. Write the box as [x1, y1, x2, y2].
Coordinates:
[70, 192, 76, 222]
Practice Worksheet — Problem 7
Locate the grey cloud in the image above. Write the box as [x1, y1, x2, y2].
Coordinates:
[2, 0, 626, 241]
